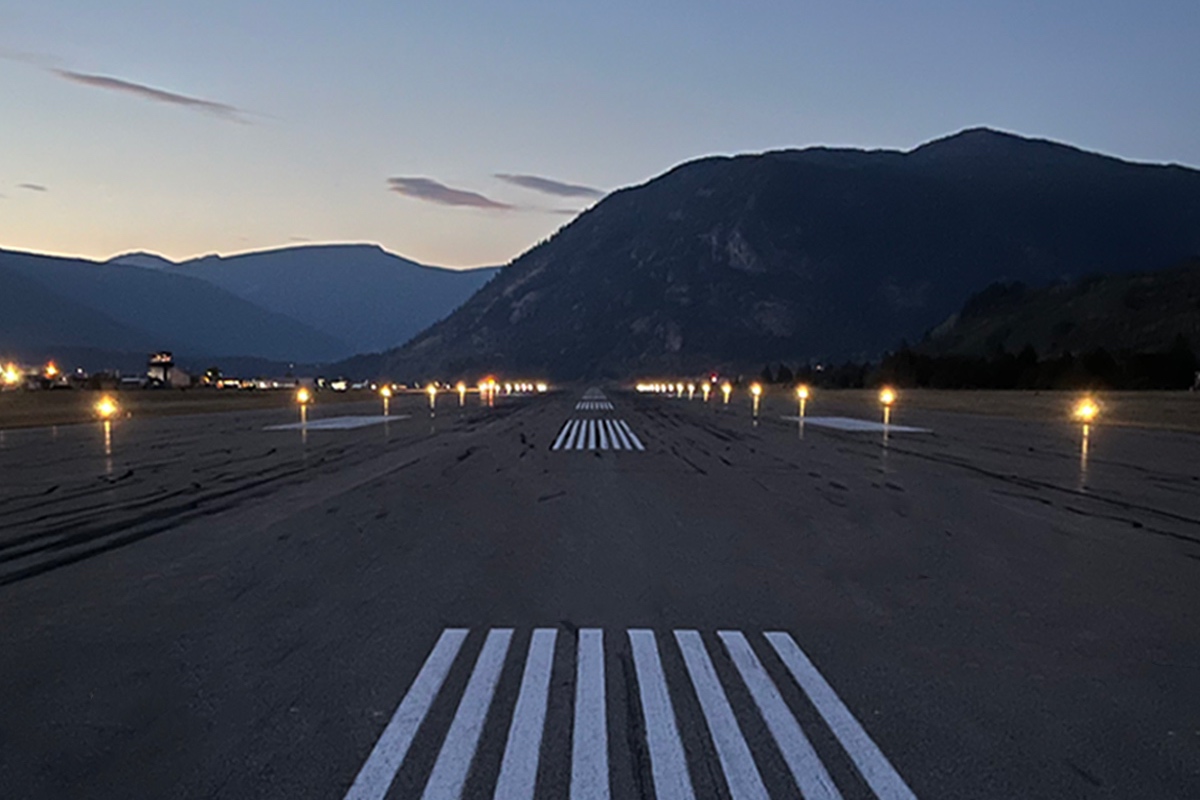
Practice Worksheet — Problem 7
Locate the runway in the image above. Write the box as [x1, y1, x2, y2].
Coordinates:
[1, 387, 1198, 798]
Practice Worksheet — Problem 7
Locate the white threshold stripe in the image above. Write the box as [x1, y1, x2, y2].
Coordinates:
[587, 420, 597, 450]
[619, 419, 638, 450]
[719, 632, 843, 800]
[422, 629, 515, 800]
[629, 629, 696, 800]
[765, 632, 918, 800]
[344, 629, 469, 800]
[604, 420, 621, 450]
[493, 629, 558, 800]
[552, 421, 573, 450]
[598, 419, 610, 449]
[618, 420, 645, 451]
[675, 631, 769, 800]
[566, 420, 583, 450]
[572, 629, 610, 800]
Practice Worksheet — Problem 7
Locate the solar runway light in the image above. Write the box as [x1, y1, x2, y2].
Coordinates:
[879, 386, 896, 427]
[1074, 396, 1099, 478]
[296, 387, 312, 426]
[796, 384, 809, 418]
[380, 385, 392, 416]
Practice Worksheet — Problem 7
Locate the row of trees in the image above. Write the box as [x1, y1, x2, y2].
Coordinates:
[758, 336, 1199, 391]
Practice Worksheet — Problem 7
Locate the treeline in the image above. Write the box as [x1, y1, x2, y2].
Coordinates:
[758, 335, 1199, 390]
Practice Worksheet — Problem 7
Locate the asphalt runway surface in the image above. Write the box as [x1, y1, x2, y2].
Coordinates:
[2, 388, 1199, 799]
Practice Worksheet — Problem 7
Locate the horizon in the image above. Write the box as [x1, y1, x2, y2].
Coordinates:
[7, 125, 1199, 270]
[4, 1, 1198, 266]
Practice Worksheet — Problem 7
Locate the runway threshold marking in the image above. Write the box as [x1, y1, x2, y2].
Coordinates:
[345, 628, 917, 800]
[575, 401, 615, 411]
[551, 419, 645, 451]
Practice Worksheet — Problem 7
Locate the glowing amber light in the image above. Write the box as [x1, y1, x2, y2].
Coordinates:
[44, 361, 59, 378]
[2, 364, 20, 385]
[721, 382, 733, 404]
[879, 387, 897, 406]
[380, 386, 393, 399]
[750, 383, 762, 397]
[94, 395, 118, 419]
[296, 388, 312, 404]
[427, 384, 437, 396]
[1074, 398, 1099, 423]
[796, 385, 810, 400]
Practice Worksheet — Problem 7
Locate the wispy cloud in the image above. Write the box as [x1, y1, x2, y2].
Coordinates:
[387, 177, 512, 210]
[18, 183, 47, 192]
[495, 173, 604, 199]
[50, 69, 247, 122]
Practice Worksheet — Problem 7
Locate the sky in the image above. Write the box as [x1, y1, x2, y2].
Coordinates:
[2, 1, 1198, 269]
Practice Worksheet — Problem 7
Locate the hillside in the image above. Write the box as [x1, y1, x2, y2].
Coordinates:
[0, 249, 347, 363]
[922, 258, 1200, 357]
[113, 244, 500, 354]
[368, 128, 1200, 381]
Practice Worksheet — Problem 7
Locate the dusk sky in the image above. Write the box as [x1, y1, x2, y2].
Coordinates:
[3, 1, 1198, 268]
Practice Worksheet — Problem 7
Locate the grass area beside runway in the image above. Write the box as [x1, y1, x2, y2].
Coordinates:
[0, 387, 411, 430]
[718, 387, 1200, 433]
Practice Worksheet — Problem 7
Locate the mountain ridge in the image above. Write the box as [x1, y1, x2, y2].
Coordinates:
[364, 128, 1200, 380]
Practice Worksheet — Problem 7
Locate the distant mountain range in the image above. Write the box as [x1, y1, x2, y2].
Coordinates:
[0, 244, 498, 369]
[362, 128, 1200, 381]
[111, 244, 499, 355]
[923, 258, 1200, 357]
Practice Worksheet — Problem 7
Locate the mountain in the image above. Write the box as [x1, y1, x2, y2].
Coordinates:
[0, 249, 347, 363]
[114, 244, 500, 355]
[922, 258, 1200, 357]
[368, 128, 1200, 380]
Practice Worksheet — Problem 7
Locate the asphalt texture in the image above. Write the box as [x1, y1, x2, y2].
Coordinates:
[1, 388, 1199, 799]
